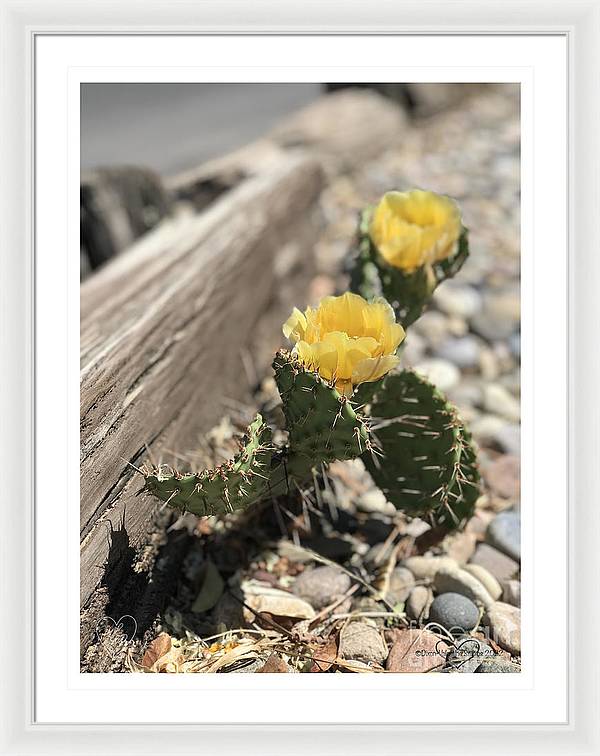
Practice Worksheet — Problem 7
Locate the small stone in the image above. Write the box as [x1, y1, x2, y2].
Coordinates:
[487, 511, 521, 561]
[435, 336, 481, 370]
[434, 566, 494, 609]
[385, 629, 445, 673]
[406, 585, 433, 622]
[446, 636, 495, 673]
[402, 555, 459, 581]
[470, 414, 507, 448]
[465, 511, 494, 539]
[471, 290, 520, 340]
[339, 622, 388, 664]
[475, 658, 520, 673]
[484, 455, 520, 500]
[463, 564, 502, 601]
[484, 602, 521, 656]
[502, 579, 521, 607]
[414, 358, 460, 392]
[493, 424, 521, 456]
[443, 531, 478, 564]
[402, 330, 426, 364]
[385, 567, 415, 605]
[483, 384, 520, 423]
[469, 543, 519, 583]
[243, 586, 316, 622]
[434, 283, 482, 319]
[356, 488, 396, 515]
[429, 592, 480, 633]
[292, 566, 351, 610]
[414, 310, 449, 347]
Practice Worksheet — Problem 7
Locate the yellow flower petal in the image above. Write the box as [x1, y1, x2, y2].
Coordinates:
[282, 307, 307, 342]
[283, 292, 404, 395]
[351, 355, 400, 385]
[369, 189, 462, 272]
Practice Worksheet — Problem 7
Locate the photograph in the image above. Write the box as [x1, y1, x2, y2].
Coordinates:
[79, 81, 521, 675]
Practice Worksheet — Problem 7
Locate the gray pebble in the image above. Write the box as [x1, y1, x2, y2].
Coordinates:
[435, 336, 482, 369]
[502, 579, 521, 607]
[487, 511, 521, 561]
[429, 592, 480, 633]
[470, 543, 519, 583]
[434, 566, 494, 609]
[339, 622, 388, 664]
[292, 565, 351, 610]
[385, 566, 415, 605]
[406, 585, 433, 621]
[475, 658, 520, 673]
[446, 636, 495, 673]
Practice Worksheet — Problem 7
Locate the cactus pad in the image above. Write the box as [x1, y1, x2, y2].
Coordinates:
[273, 350, 371, 474]
[142, 414, 273, 516]
[349, 208, 470, 328]
[363, 369, 480, 529]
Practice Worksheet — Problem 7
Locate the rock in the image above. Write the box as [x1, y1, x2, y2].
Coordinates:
[463, 564, 502, 601]
[484, 602, 521, 656]
[356, 488, 396, 515]
[434, 566, 494, 609]
[484, 455, 520, 500]
[465, 511, 494, 539]
[402, 330, 426, 364]
[469, 543, 519, 583]
[385, 628, 445, 673]
[493, 424, 521, 456]
[502, 579, 521, 607]
[339, 622, 388, 664]
[386, 567, 415, 605]
[435, 336, 481, 370]
[429, 592, 480, 633]
[443, 531, 478, 564]
[243, 584, 316, 622]
[483, 384, 520, 423]
[406, 585, 433, 621]
[508, 332, 521, 359]
[445, 636, 495, 673]
[292, 566, 351, 610]
[475, 658, 520, 673]
[402, 555, 459, 581]
[471, 290, 520, 341]
[414, 310, 449, 347]
[414, 358, 460, 392]
[486, 511, 521, 561]
[470, 414, 507, 448]
[434, 283, 482, 319]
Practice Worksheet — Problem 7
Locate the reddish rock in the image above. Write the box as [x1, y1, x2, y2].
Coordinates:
[484, 454, 520, 500]
[385, 629, 446, 673]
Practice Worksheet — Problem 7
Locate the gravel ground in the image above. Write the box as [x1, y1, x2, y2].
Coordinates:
[83, 84, 521, 674]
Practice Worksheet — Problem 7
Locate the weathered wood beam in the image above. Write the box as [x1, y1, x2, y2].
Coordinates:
[80, 153, 323, 607]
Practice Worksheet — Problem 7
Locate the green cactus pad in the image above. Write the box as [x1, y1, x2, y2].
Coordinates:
[363, 369, 480, 529]
[142, 414, 273, 516]
[273, 350, 371, 474]
[349, 207, 470, 328]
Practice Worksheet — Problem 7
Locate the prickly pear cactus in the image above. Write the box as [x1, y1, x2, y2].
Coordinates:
[363, 369, 480, 530]
[142, 414, 273, 516]
[273, 349, 371, 478]
[349, 206, 470, 328]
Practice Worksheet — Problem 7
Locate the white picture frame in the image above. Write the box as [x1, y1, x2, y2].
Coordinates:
[1, 1, 598, 753]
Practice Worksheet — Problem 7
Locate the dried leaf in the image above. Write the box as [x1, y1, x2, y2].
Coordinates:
[256, 653, 289, 673]
[141, 632, 172, 669]
[310, 634, 339, 673]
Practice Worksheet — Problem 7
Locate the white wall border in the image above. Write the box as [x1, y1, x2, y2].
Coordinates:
[1, 1, 598, 754]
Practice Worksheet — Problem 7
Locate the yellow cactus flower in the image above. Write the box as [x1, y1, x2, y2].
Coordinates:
[282, 292, 405, 396]
[369, 189, 462, 272]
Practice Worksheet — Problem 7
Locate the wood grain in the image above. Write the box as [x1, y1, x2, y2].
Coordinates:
[80, 153, 323, 607]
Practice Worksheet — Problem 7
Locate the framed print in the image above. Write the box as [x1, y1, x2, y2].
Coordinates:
[1, 1, 598, 754]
